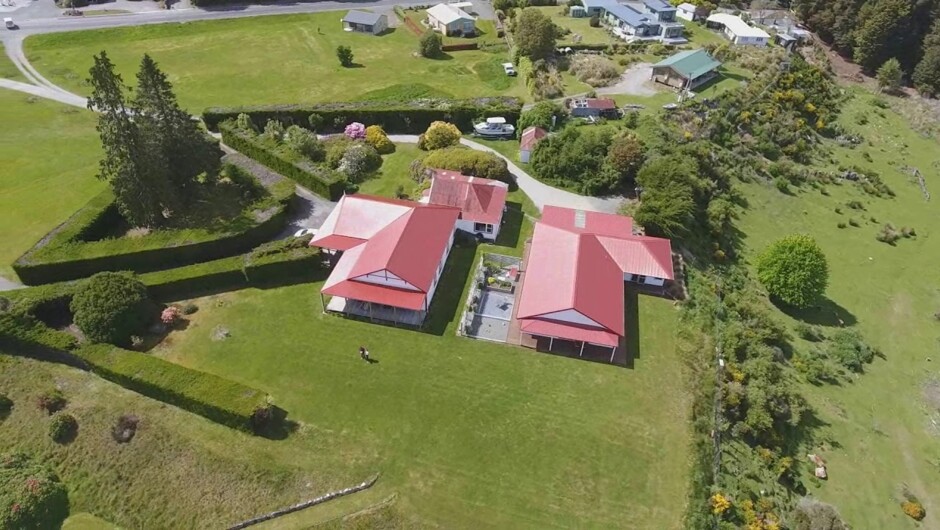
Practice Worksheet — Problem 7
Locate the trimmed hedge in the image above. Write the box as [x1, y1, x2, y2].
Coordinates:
[219, 122, 346, 200]
[75, 343, 269, 431]
[441, 43, 479, 52]
[12, 184, 295, 286]
[203, 97, 523, 134]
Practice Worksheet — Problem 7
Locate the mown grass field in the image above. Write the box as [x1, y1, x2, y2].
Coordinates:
[0, 91, 104, 281]
[0, 44, 26, 81]
[24, 12, 525, 112]
[736, 89, 940, 528]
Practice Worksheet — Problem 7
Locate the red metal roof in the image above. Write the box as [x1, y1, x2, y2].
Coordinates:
[315, 194, 460, 310]
[427, 170, 508, 226]
[516, 206, 674, 345]
[585, 98, 617, 109]
[520, 127, 547, 151]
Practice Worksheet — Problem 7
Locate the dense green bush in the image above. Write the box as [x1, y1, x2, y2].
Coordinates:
[13, 182, 294, 286]
[203, 97, 523, 134]
[530, 126, 615, 194]
[71, 272, 153, 346]
[36, 389, 66, 415]
[419, 31, 443, 58]
[421, 147, 513, 184]
[828, 329, 875, 372]
[516, 101, 562, 136]
[285, 125, 325, 161]
[339, 143, 383, 182]
[220, 121, 346, 200]
[49, 413, 78, 443]
[0, 452, 69, 530]
[418, 121, 462, 150]
[0, 394, 11, 416]
[365, 125, 395, 154]
[756, 235, 829, 308]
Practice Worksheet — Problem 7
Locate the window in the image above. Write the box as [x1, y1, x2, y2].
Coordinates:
[474, 222, 493, 233]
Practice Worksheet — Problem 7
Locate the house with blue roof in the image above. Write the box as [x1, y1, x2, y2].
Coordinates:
[641, 0, 677, 22]
[604, 4, 659, 37]
[580, 0, 618, 16]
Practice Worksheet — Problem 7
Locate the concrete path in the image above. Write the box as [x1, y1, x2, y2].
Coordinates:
[388, 134, 622, 213]
[0, 76, 87, 107]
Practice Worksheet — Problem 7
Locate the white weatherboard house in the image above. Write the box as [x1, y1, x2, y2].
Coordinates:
[427, 3, 475, 36]
[706, 13, 770, 46]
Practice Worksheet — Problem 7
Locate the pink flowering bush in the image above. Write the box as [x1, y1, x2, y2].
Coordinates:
[344, 122, 366, 140]
[161, 306, 182, 326]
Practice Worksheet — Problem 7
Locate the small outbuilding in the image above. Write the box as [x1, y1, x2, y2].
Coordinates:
[651, 48, 722, 90]
[427, 3, 476, 36]
[568, 97, 618, 118]
[342, 10, 388, 35]
[519, 126, 547, 163]
[706, 13, 770, 46]
[569, 4, 587, 18]
[676, 2, 709, 21]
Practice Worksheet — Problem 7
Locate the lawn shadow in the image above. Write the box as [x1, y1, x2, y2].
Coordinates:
[428, 52, 456, 61]
[775, 296, 857, 327]
[155, 269, 329, 304]
[623, 287, 640, 368]
[256, 406, 299, 441]
[492, 201, 523, 250]
[423, 238, 478, 336]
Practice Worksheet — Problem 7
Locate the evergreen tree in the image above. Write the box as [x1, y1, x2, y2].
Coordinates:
[513, 8, 557, 61]
[876, 57, 903, 91]
[87, 51, 178, 227]
[134, 54, 220, 192]
[852, 0, 912, 73]
[914, 20, 940, 96]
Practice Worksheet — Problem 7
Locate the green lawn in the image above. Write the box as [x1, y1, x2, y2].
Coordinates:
[678, 19, 727, 47]
[736, 89, 940, 528]
[62, 513, 122, 530]
[537, 7, 617, 46]
[0, 44, 26, 81]
[24, 13, 525, 112]
[0, 91, 104, 281]
[150, 252, 690, 528]
[358, 144, 424, 198]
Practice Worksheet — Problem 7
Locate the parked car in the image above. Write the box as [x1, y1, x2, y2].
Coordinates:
[293, 228, 318, 238]
[502, 63, 516, 76]
[4, 18, 17, 30]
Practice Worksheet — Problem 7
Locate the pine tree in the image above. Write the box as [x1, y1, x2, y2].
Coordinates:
[134, 54, 220, 192]
[87, 51, 178, 227]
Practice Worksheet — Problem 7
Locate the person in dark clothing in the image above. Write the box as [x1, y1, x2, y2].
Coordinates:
[359, 346, 367, 361]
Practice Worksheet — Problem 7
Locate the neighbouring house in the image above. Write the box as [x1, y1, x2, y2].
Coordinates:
[676, 2, 708, 21]
[427, 3, 475, 36]
[706, 13, 770, 46]
[605, 4, 660, 37]
[515, 206, 674, 362]
[519, 126, 547, 164]
[641, 0, 677, 22]
[342, 10, 388, 35]
[309, 194, 460, 326]
[651, 48, 722, 90]
[580, 0, 617, 17]
[421, 169, 508, 241]
[569, 4, 587, 17]
[775, 32, 798, 50]
[568, 97, 618, 118]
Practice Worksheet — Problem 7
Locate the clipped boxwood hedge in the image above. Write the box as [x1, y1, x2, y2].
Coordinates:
[203, 97, 523, 134]
[219, 122, 346, 201]
[12, 183, 295, 286]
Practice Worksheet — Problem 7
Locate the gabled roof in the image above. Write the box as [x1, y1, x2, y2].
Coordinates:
[581, 0, 618, 9]
[516, 206, 674, 346]
[427, 3, 473, 25]
[605, 4, 650, 27]
[312, 194, 460, 311]
[707, 13, 770, 39]
[653, 49, 722, 80]
[343, 10, 384, 26]
[520, 126, 547, 151]
[677, 2, 697, 10]
[427, 170, 508, 226]
[643, 0, 676, 12]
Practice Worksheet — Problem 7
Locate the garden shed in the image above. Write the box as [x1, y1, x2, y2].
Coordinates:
[651, 48, 722, 90]
[519, 126, 547, 163]
[342, 10, 388, 35]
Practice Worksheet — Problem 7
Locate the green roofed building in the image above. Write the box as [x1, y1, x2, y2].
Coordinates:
[650, 48, 722, 90]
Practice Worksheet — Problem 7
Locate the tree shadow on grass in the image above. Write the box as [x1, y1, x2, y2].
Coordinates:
[492, 201, 523, 250]
[256, 406, 300, 441]
[774, 296, 857, 327]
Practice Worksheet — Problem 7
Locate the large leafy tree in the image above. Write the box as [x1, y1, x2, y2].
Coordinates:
[516, 101, 561, 135]
[530, 126, 613, 194]
[914, 20, 940, 96]
[633, 156, 703, 237]
[756, 234, 829, 308]
[852, 0, 912, 72]
[88, 51, 178, 227]
[514, 8, 557, 61]
[134, 54, 220, 191]
[876, 57, 903, 91]
[603, 133, 646, 188]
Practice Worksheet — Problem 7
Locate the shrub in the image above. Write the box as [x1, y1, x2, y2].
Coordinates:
[344, 121, 366, 140]
[161, 306, 181, 326]
[421, 147, 512, 184]
[324, 136, 354, 169]
[262, 119, 285, 142]
[181, 303, 198, 315]
[516, 101, 562, 136]
[336, 45, 354, 67]
[235, 112, 256, 132]
[49, 413, 78, 443]
[876, 223, 902, 244]
[710, 493, 731, 515]
[794, 322, 825, 342]
[111, 414, 139, 443]
[589, 13, 600, 27]
[569, 54, 620, 87]
[0, 394, 12, 416]
[70, 272, 152, 346]
[756, 235, 829, 308]
[365, 125, 395, 154]
[419, 31, 443, 58]
[284, 125, 324, 161]
[828, 329, 875, 372]
[220, 163, 266, 201]
[774, 177, 790, 193]
[902, 501, 926, 520]
[0, 452, 69, 530]
[418, 121, 462, 150]
[837, 222, 847, 229]
[36, 389, 66, 415]
[339, 143, 383, 182]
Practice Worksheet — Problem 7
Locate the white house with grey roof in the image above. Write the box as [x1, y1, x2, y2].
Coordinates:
[427, 3, 476, 36]
[342, 10, 388, 35]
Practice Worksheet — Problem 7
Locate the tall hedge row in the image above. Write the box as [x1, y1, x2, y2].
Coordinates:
[203, 97, 523, 134]
[219, 122, 346, 200]
[12, 185, 295, 286]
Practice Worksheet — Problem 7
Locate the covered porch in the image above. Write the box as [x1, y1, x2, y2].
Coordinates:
[325, 296, 426, 327]
[529, 334, 622, 364]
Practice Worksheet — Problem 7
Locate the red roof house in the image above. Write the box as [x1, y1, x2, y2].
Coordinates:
[424, 170, 508, 241]
[519, 127, 547, 163]
[515, 206, 674, 360]
[568, 97, 619, 119]
[310, 194, 460, 324]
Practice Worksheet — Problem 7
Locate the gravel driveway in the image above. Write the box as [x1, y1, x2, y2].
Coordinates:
[597, 63, 658, 97]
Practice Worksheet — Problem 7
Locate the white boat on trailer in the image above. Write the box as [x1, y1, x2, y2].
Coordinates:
[473, 117, 515, 139]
